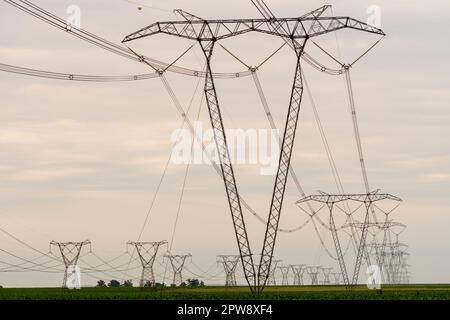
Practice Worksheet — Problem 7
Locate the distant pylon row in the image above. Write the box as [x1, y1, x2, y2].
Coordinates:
[215, 257, 342, 287]
[50, 240, 191, 288]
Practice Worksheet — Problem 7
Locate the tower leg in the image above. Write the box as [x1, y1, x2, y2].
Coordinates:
[258, 41, 306, 292]
[199, 39, 256, 293]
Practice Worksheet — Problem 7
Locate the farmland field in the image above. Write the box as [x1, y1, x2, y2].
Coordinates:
[0, 285, 449, 300]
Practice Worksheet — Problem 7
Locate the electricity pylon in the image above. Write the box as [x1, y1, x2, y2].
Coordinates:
[354, 220, 406, 284]
[267, 259, 281, 286]
[217, 255, 240, 287]
[297, 191, 401, 287]
[279, 265, 290, 286]
[398, 252, 410, 284]
[306, 266, 322, 285]
[290, 264, 305, 286]
[127, 241, 167, 287]
[50, 240, 91, 288]
[332, 272, 342, 285]
[379, 243, 408, 284]
[165, 254, 191, 286]
[322, 267, 333, 285]
[123, 4, 384, 294]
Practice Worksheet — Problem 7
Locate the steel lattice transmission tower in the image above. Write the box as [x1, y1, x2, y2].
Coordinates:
[127, 241, 167, 287]
[217, 255, 240, 287]
[165, 254, 191, 286]
[332, 272, 342, 285]
[306, 266, 322, 285]
[266, 259, 281, 286]
[297, 191, 401, 287]
[123, 4, 385, 294]
[290, 264, 305, 286]
[322, 267, 333, 285]
[355, 220, 406, 284]
[279, 265, 290, 286]
[50, 240, 91, 288]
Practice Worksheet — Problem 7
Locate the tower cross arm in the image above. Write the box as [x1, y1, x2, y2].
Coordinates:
[302, 16, 385, 38]
[122, 15, 384, 43]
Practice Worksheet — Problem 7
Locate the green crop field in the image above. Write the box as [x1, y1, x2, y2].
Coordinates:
[0, 285, 450, 300]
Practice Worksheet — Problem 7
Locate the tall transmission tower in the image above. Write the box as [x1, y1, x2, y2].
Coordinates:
[165, 254, 191, 286]
[297, 191, 401, 287]
[398, 252, 410, 284]
[50, 240, 91, 288]
[123, 4, 384, 294]
[357, 220, 406, 284]
[127, 241, 167, 287]
[290, 264, 305, 286]
[322, 267, 333, 285]
[279, 265, 290, 286]
[217, 255, 240, 287]
[306, 266, 322, 285]
[332, 272, 342, 285]
[380, 243, 408, 284]
[266, 259, 281, 286]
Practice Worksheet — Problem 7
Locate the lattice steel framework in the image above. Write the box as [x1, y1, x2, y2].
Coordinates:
[165, 254, 191, 286]
[279, 265, 290, 286]
[50, 240, 91, 288]
[379, 243, 409, 284]
[322, 267, 332, 285]
[127, 241, 167, 287]
[297, 191, 402, 286]
[266, 259, 281, 286]
[306, 266, 322, 285]
[332, 272, 342, 285]
[290, 264, 305, 286]
[351, 220, 405, 284]
[217, 255, 240, 287]
[123, 6, 385, 294]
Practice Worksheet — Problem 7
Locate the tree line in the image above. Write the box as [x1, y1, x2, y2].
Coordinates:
[96, 278, 205, 288]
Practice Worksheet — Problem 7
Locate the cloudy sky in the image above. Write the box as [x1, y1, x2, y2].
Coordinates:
[0, 0, 449, 287]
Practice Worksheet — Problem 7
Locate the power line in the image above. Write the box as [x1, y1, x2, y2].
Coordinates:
[2, 0, 252, 79]
[118, 0, 172, 13]
[0, 62, 158, 82]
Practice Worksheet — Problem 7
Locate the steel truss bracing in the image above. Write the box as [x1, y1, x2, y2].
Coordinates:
[50, 240, 91, 288]
[165, 254, 191, 286]
[123, 6, 385, 294]
[322, 268, 333, 285]
[267, 259, 281, 286]
[279, 265, 290, 286]
[127, 241, 167, 287]
[332, 272, 342, 285]
[122, 17, 384, 43]
[371, 241, 409, 284]
[257, 42, 305, 292]
[322, 267, 332, 285]
[349, 220, 405, 284]
[200, 38, 257, 290]
[290, 264, 305, 285]
[217, 255, 240, 287]
[297, 191, 402, 286]
[306, 266, 322, 285]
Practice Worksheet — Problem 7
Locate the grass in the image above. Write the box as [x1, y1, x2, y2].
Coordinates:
[0, 285, 450, 300]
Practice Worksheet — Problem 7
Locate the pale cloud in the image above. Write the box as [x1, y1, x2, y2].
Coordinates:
[8, 167, 93, 182]
[0, 130, 42, 145]
[421, 173, 450, 183]
[0, 0, 449, 287]
[390, 155, 450, 169]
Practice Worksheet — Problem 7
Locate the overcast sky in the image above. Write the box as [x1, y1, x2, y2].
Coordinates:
[0, 0, 449, 287]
